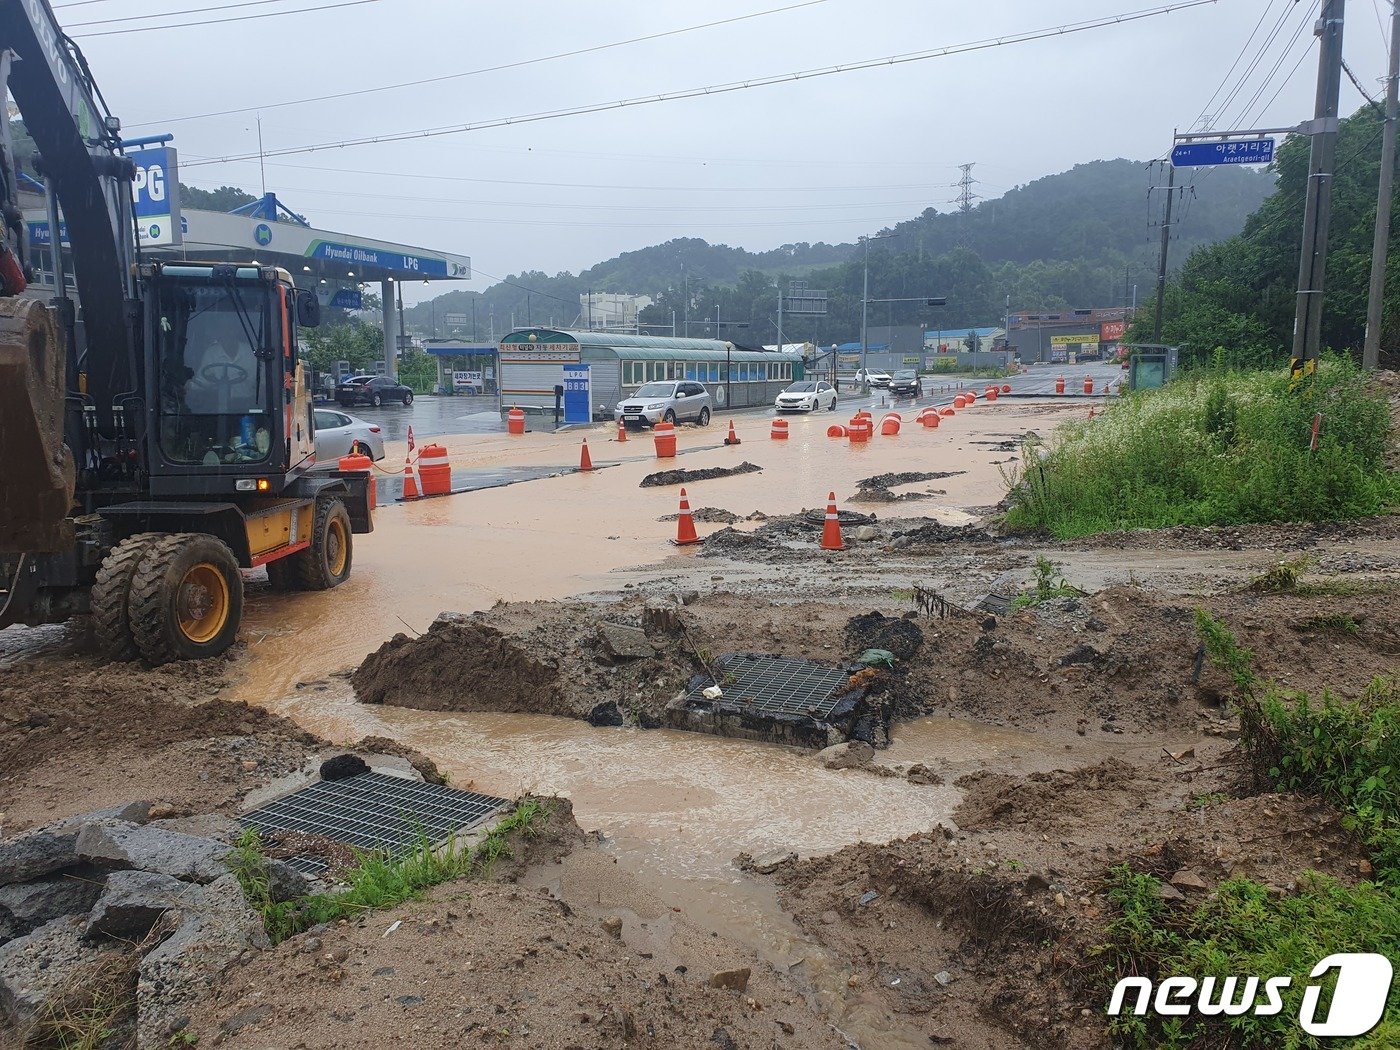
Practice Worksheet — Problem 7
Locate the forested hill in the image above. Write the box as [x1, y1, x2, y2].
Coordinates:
[381, 157, 1273, 339]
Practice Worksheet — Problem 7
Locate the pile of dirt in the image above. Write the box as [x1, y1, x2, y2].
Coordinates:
[656, 506, 740, 523]
[0, 648, 320, 833]
[351, 616, 563, 713]
[850, 470, 965, 505]
[639, 461, 761, 487]
[954, 758, 1142, 831]
[844, 611, 924, 661]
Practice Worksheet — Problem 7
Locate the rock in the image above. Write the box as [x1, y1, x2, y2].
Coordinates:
[0, 916, 102, 1027]
[1169, 869, 1210, 892]
[0, 874, 103, 942]
[1153, 882, 1185, 901]
[980, 616, 997, 631]
[597, 623, 656, 662]
[641, 602, 683, 637]
[858, 890, 880, 907]
[905, 763, 944, 786]
[708, 967, 751, 992]
[747, 851, 796, 876]
[1359, 859, 1375, 877]
[934, 970, 952, 987]
[86, 870, 199, 941]
[265, 859, 311, 903]
[147, 804, 179, 821]
[585, 702, 626, 728]
[319, 754, 370, 781]
[820, 910, 839, 925]
[0, 802, 150, 888]
[137, 874, 269, 1047]
[817, 741, 874, 771]
[221, 1003, 273, 1036]
[600, 916, 623, 939]
[75, 821, 232, 884]
[676, 590, 701, 606]
[710, 1028, 740, 1050]
[853, 525, 880, 542]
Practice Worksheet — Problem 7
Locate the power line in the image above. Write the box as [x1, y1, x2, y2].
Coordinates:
[1212, 0, 1312, 129]
[303, 206, 926, 230]
[1188, 0, 1276, 129]
[1221, 2, 1318, 129]
[131, 0, 829, 128]
[183, 0, 1222, 169]
[71, 0, 380, 38]
[1343, 56, 1388, 115]
[68, 0, 308, 28]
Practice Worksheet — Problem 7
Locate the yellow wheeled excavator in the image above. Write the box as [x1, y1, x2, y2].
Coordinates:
[0, 0, 373, 663]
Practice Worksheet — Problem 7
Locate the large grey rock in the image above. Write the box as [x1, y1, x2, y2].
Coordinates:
[136, 874, 268, 1048]
[0, 875, 103, 943]
[86, 870, 200, 941]
[0, 801, 150, 888]
[597, 622, 655, 661]
[76, 821, 231, 884]
[265, 859, 311, 903]
[0, 916, 103, 1027]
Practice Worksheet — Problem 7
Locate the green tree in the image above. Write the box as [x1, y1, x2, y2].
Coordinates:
[300, 317, 382, 374]
[179, 184, 258, 212]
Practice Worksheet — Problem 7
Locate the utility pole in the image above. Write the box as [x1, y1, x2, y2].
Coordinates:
[776, 282, 784, 352]
[1152, 159, 1176, 344]
[1292, 0, 1347, 371]
[1364, 0, 1398, 370]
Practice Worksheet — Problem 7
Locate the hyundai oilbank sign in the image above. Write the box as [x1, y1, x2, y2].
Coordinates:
[131, 147, 182, 248]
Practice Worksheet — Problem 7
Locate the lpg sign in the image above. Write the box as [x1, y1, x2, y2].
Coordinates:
[131, 146, 182, 248]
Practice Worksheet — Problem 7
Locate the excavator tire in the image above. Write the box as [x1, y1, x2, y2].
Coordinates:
[289, 496, 353, 591]
[129, 533, 243, 665]
[91, 532, 164, 661]
[265, 556, 299, 592]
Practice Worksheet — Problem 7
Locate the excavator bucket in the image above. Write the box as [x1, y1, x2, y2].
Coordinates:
[0, 296, 74, 553]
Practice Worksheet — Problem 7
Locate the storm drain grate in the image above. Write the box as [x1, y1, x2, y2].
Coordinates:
[241, 772, 511, 874]
[693, 653, 851, 720]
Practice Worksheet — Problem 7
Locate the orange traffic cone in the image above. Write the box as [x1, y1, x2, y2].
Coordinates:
[617, 420, 627, 442]
[580, 438, 594, 472]
[724, 420, 741, 446]
[820, 491, 845, 551]
[1089, 405, 1096, 420]
[402, 456, 419, 500]
[671, 487, 702, 546]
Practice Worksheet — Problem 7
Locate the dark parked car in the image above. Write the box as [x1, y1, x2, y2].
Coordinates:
[890, 370, 921, 399]
[336, 374, 414, 408]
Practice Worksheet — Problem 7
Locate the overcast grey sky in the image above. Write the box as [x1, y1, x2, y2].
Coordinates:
[67, 0, 1395, 305]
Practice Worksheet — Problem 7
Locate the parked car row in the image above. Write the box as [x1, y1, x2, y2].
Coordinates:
[336, 374, 415, 408]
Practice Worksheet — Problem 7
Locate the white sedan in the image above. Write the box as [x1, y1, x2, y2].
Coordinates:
[855, 369, 892, 388]
[774, 380, 838, 412]
[313, 408, 385, 462]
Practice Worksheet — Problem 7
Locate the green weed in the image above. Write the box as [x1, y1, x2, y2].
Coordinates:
[1187, 791, 1230, 810]
[230, 798, 546, 944]
[1247, 555, 1310, 593]
[1010, 555, 1086, 609]
[1002, 359, 1398, 538]
[1301, 613, 1361, 635]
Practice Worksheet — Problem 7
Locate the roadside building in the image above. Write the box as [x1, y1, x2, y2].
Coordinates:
[1003, 308, 1132, 364]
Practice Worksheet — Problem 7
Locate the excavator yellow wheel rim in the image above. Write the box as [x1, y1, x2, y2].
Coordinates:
[176, 563, 230, 644]
[327, 517, 348, 577]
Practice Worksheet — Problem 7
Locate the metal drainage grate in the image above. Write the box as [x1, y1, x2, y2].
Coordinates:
[693, 654, 851, 720]
[241, 772, 511, 874]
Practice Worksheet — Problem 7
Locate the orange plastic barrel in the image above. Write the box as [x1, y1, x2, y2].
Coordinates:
[880, 416, 900, 436]
[417, 443, 451, 497]
[985, 387, 998, 401]
[337, 452, 376, 512]
[653, 421, 677, 458]
[1001, 383, 1012, 393]
[847, 417, 870, 443]
[940, 407, 955, 417]
[1083, 375, 1094, 395]
[507, 406, 526, 435]
[953, 395, 967, 409]
[1055, 376, 1066, 395]
[827, 424, 846, 438]
[770, 418, 789, 440]
[921, 411, 939, 428]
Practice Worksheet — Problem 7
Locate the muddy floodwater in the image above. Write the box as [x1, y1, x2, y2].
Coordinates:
[229, 399, 1079, 703]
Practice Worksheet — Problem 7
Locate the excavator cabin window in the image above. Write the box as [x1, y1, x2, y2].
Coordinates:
[156, 281, 273, 467]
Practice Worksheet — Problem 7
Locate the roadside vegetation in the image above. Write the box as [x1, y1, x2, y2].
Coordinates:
[1009, 555, 1086, 609]
[1003, 359, 1397, 538]
[1099, 613, 1400, 1048]
[229, 798, 544, 944]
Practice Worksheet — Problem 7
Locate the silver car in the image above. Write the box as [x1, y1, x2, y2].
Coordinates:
[615, 381, 713, 428]
[313, 408, 385, 462]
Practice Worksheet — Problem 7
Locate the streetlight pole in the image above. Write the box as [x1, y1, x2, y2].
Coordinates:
[859, 232, 893, 392]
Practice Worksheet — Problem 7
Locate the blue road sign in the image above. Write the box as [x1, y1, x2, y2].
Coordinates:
[1171, 138, 1275, 167]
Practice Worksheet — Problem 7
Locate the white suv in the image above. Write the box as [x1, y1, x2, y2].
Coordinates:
[615, 381, 713, 428]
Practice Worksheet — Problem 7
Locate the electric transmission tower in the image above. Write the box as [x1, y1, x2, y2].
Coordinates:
[955, 163, 978, 213]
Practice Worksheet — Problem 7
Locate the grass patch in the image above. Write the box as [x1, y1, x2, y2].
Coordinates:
[1187, 791, 1230, 810]
[230, 797, 545, 944]
[1098, 615, 1400, 1046]
[1009, 555, 1086, 609]
[1002, 359, 1398, 538]
[23, 952, 140, 1050]
[1301, 613, 1361, 636]
[1247, 555, 1310, 593]
[1101, 866, 1400, 1049]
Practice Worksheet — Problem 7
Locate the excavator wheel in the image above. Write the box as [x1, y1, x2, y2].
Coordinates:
[265, 557, 299, 592]
[289, 496, 353, 591]
[128, 534, 243, 665]
[90, 532, 164, 661]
